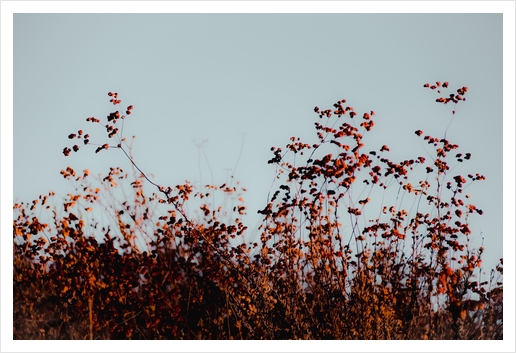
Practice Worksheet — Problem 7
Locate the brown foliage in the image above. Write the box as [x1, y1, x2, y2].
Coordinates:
[14, 84, 502, 339]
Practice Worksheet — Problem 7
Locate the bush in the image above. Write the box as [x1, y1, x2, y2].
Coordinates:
[13, 83, 502, 339]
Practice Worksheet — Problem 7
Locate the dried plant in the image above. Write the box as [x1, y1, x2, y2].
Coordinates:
[13, 83, 502, 339]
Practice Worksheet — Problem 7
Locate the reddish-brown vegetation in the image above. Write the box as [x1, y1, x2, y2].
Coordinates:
[14, 84, 502, 339]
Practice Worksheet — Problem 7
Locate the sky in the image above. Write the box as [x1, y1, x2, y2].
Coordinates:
[2, 2, 515, 352]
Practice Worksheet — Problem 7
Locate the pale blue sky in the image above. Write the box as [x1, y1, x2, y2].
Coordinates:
[3, 2, 515, 352]
[13, 12, 504, 268]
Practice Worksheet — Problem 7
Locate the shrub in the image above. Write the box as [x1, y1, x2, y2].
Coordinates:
[13, 83, 502, 339]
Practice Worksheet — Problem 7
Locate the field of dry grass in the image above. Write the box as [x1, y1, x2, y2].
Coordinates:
[13, 83, 502, 339]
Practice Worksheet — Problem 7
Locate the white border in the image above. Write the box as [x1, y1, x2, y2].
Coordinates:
[0, 1, 514, 14]
[2, 1, 514, 352]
